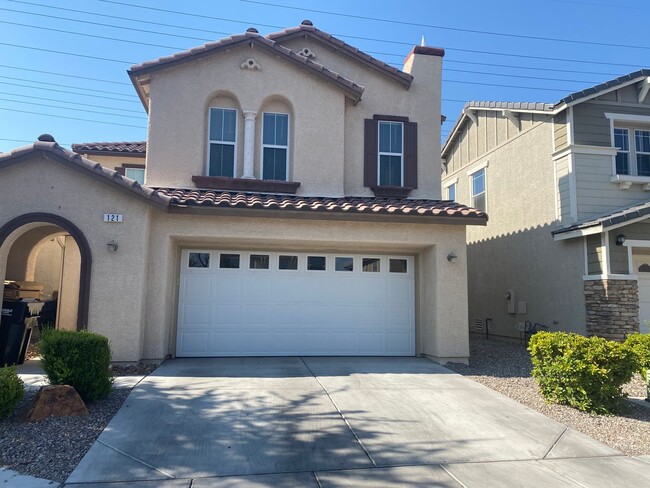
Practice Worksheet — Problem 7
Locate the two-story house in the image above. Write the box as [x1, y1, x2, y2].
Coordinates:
[0, 22, 486, 363]
[442, 70, 650, 341]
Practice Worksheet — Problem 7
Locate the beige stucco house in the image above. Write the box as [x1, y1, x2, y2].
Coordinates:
[442, 70, 650, 341]
[0, 23, 486, 363]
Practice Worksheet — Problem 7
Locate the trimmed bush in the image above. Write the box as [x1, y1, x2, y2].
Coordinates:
[0, 366, 24, 420]
[40, 330, 113, 402]
[529, 331, 637, 414]
[625, 333, 650, 380]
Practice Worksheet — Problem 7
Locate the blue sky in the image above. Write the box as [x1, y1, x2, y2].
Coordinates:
[0, 0, 648, 153]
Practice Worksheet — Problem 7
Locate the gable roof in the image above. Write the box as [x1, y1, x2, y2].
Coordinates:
[265, 22, 414, 88]
[128, 28, 365, 109]
[442, 69, 650, 158]
[72, 141, 146, 156]
[557, 69, 650, 106]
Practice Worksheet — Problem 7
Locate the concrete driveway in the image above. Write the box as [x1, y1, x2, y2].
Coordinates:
[66, 357, 650, 487]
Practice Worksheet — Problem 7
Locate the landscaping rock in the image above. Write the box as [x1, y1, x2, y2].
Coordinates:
[24, 385, 88, 422]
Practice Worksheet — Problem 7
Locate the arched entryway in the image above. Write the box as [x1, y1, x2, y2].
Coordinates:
[0, 213, 91, 330]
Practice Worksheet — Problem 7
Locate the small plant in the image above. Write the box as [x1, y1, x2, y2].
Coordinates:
[40, 329, 113, 402]
[0, 366, 24, 420]
[529, 331, 637, 414]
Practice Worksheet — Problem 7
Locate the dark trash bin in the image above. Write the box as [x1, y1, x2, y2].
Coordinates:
[0, 301, 38, 366]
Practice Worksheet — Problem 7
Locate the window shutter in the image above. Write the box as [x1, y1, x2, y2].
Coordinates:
[404, 121, 418, 189]
[364, 118, 379, 187]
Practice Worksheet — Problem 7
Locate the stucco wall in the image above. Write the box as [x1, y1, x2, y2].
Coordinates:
[143, 40, 442, 199]
[142, 211, 469, 363]
[443, 122, 586, 338]
[0, 155, 152, 361]
[75, 154, 146, 171]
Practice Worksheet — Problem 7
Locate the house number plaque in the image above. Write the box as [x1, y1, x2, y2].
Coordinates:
[103, 214, 123, 222]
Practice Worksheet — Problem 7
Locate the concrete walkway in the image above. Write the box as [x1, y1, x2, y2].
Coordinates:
[64, 357, 650, 487]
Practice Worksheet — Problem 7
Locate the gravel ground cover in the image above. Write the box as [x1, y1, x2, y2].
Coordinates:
[0, 387, 131, 483]
[447, 335, 650, 456]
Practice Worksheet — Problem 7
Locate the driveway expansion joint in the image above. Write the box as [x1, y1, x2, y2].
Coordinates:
[299, 357, 377, 468]
[96, 439, 176, 479]
[543, 426, 569, 459]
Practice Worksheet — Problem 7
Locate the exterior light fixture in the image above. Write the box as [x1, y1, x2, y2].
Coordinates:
[447, 251, 458, 263]
[615, 234, 626, 246]
[107, 240, 119, 252]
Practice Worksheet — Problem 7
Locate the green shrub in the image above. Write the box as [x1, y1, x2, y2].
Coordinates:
[40, 330, 113, 402]
[625, 333, 650, 381]
[529, 331, 637, 414]
[0, 366, 24, 420]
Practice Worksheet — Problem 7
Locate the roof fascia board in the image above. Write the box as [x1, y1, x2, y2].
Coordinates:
[552, 224, 603, 240]
[639, 77, 650, 103]
[166, 204, 488, 225]
[561, 75, 650, 110]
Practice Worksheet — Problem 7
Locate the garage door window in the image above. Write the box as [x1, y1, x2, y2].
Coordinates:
[189, 252, 210, 268]
[279, 255, 298, 270]
[390, 259, 407, 273]
[250, 254, 269, 269]
[307, 256, 326, 271]
[220, 254, 240, 269]
[335, 257, 354, 272]
[362, 258, 380, 272]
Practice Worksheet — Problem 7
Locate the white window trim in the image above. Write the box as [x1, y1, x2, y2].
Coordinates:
[465, 159, 489, 177]
[206, 107, 238, 177]
[377, 120, 404, 186]
[125, 167, 145, 184]
[260, 112, 290, 181]
[445, 181, 457, 201]
[469, 167, 487, 212]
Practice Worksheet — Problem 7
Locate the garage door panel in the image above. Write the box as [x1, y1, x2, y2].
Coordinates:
[177, 251, 415, 357]
[181, 303, 211, 325]
[182, 276, 212, 300]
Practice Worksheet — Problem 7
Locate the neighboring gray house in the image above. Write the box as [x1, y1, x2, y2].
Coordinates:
[441, 70, 650, 341]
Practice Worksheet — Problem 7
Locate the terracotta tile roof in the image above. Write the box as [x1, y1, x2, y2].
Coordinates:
[71, 141, 146, 154]
[128, 30, 364, 105]
[265, 23, 414, 88]
[154, 188, 488, 221]
[0, 138, 169, 207]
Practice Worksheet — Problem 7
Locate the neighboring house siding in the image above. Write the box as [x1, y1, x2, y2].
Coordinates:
[586, 234, 602, 275]
[555, 155, 572, 225]
[444, 122, 586, 338]
[573, 101, 650, 147]
[574, 151, 650, 221]
[554, 111, 568, 151]
[609, 222, 650, 274]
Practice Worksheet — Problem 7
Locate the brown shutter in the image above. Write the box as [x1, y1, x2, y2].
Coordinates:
[364, 118, 379, 187]
[403, 121, 418, 189]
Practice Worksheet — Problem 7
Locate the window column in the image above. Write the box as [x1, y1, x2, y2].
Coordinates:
[242, 110, 257, 179]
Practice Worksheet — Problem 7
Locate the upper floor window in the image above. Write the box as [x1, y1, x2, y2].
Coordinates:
[208, 107, 237, 178]
[471, 168, 486, 212]
[125, 167, 145, 185]
[378, 121, 403, 186]
[447, 182, 456, 202]
[363, 116, 418, 195]
[614, 127, 650, 177]
[262, 112, 289, 181]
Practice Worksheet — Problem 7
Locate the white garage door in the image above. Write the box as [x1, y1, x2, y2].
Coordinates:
[176, 249, 415, 356]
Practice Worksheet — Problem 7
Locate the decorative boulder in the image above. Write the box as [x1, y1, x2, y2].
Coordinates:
[24, 385, 89, 422]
